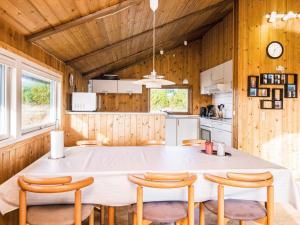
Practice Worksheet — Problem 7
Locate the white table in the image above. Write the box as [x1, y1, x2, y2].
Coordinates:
[0, 146, 299, 216]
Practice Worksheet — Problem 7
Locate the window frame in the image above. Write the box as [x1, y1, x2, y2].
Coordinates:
[149, 85, 192, 115]
[20, 69, 58, 134]
[0, 47, 62, 147]
[0, 64, 11, 141]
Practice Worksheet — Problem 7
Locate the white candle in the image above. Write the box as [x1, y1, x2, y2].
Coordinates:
[50, 131, 64, 159]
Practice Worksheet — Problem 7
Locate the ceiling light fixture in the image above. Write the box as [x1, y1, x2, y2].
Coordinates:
[134, 0, 175, 89]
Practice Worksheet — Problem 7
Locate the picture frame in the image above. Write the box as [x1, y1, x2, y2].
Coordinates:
[274, 101, 283, 109]
[272, 88, 283, 101]
[260, 100, 273, 109]
[258, 88, 270, 97]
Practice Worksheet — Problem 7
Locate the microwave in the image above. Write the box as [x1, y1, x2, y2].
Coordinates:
[72, 92, 98, 112]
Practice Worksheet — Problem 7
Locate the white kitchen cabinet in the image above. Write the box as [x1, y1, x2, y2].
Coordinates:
[211, 64, 224, 83]
[165, 119, 177, 146]
[92, 80, 118, 93]
[211, 128, 232, 147]
[223, 60, 233, 83]
[117, 80, 142, 94]
[165, 118, 199, 146]
[177, 118, 199, 145]
[200, 70, 212, 94]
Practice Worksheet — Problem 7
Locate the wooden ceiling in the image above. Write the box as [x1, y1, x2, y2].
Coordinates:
[0, 0, 233, 78]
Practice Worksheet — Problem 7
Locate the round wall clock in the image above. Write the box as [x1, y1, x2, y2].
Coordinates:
[266, 41, 284, 59]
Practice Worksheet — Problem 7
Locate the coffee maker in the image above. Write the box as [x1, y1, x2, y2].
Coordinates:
[207, 105, 216, 117]
[200, 107, 207, 117]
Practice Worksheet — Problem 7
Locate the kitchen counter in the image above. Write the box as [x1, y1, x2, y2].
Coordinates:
[65, 111, 166, 116]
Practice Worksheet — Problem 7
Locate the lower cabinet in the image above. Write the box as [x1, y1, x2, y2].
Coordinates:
[165, 118, 199, 146]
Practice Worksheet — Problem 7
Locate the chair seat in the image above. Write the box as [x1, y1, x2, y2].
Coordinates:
[27, 204, 94, 225]
[133, 201, 187, 223]
[204, 199, 267, 221]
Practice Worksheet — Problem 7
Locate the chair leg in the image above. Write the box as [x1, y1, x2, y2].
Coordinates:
[133, 213, 137, 225]
[199, 203, 205, 225]
[108, 207, 115, 225]
[239, 221, 245, 225]
[175, 217, 188, 225]
[100, 206, 105, 225]
[89, 208, 94, 225]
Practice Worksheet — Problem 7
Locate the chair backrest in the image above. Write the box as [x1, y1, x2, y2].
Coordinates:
[182, 139, 206, 146]
[128, 173, 197, 225]
[204, 172, 274, 225]
[142, 140, 166, 146]
[76, 138, 111, 147]
[18, 176, 94, 225]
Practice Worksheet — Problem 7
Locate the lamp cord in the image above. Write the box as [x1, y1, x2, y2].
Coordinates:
[152, 10, 156, 77]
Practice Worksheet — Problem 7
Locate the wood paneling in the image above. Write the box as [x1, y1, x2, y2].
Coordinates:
[0, 0, 233, 75]
[99, 39, 212, 114]
[64, 113, 165, 147]
[235, 0, 300, 178]
[0, 19, 85, 181]
[201, 12, 234, 71]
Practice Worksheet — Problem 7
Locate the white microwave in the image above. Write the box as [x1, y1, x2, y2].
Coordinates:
[72, 92, 98, 112]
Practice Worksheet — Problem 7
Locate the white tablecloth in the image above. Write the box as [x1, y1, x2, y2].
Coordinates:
[0, 146, 299, 215]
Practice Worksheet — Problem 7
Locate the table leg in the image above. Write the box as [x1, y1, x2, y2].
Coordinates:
[108, 206, 115, 225]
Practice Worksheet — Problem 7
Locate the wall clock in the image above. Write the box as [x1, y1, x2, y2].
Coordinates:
[266, 41, 284, 59]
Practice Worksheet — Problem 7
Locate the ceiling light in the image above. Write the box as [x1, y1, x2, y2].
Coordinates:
[134, 0, 175, 89]
[150, 0, 158, 11]
[160, 50, 164, 55]
[184, 41, 188, 46]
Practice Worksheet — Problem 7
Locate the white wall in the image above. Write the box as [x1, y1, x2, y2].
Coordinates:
[212, 93, 233, 118]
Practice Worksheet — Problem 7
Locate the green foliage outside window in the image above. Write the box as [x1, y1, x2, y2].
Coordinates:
[23, 84, 50, 105]
[150, 88, 189, 112]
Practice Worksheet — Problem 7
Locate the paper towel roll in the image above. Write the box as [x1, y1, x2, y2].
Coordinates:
[50, 131, 64, 159]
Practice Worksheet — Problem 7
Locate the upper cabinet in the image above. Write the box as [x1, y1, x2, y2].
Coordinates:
[91, 79, 142, 94]
[92, 80, 118, 93]
[117, 80, 142, 94]
[200, 59, 233, 94]
[200, 70, 212, 94]
[223, 60, 233, 83]
[211, 64, 224, 82]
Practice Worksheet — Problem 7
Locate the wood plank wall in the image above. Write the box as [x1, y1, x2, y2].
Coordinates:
[201, 12, 234, 71]
[235, 0, 300, 178]
[99, 39, 212, 114]
[64, 113, 165, 147]
[0, 20, 86, 183]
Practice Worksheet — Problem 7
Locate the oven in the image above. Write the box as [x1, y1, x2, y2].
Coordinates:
[200, 125, 212, 141]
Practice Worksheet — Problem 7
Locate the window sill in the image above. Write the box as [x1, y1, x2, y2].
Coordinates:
[0, 126, 55, 149]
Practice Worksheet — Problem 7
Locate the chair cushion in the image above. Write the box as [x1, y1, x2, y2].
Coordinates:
[204, 199, 267, 221]
[27, 204, 94, 225]
[133, 201, 187, 223]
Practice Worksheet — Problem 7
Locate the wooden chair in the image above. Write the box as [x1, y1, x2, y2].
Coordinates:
[128, 172, 197, 225]
[182, 139, 206, 146]
[18, 176, 95, 225]
[142, 140, 166, 146]
[200, 172, 274, 225]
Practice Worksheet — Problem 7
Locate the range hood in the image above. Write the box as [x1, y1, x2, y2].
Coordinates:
[204, 83, 231, 94]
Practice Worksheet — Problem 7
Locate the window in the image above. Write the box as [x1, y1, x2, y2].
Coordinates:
[150, 87, 190, 114]
[0, 63, 10, 140]
[21, 71, 56, 133]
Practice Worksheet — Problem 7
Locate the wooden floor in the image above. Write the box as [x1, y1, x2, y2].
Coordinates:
[1, 203, 299, 225]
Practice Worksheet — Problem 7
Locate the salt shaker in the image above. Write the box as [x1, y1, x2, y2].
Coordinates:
[217, 142, 226, 156]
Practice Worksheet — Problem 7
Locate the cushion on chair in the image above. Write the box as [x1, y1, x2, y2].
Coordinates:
[204, 199, 267, 221]
[133, 201, 187, 223]
[27, 204, 94, 225]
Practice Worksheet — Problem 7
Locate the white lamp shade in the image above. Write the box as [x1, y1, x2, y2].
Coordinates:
[134, 78, 175, 89]
[150, 0, 158, 11]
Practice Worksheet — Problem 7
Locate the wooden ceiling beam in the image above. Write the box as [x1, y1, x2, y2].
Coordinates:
[84, 22, 216, 78]
[26, 0, 142, 42]
[66, 0, 230, 65]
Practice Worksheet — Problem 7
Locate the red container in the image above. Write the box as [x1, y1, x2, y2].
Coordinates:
[205, 141, 213, 155]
